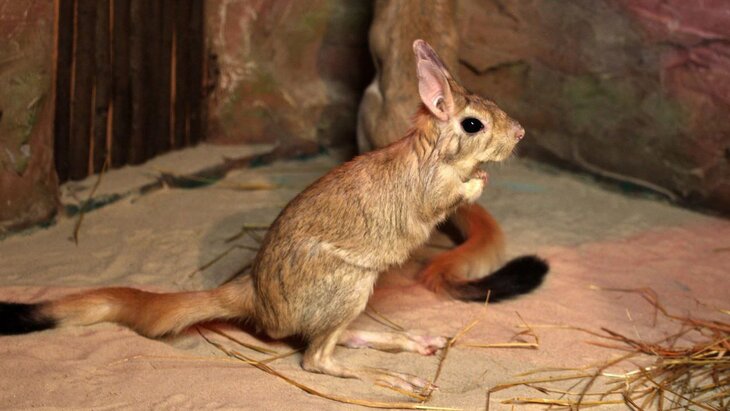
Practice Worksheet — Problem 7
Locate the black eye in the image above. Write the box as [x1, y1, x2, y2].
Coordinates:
[461, 117, 484, 134]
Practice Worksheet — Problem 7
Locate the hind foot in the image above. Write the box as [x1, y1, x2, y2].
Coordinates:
[361, 367, 437, 396]
[339, 329, 447, 355]
[305, 361, 436, 396]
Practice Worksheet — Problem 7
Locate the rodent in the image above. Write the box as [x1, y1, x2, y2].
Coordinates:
[1, 40, 544, 394]
[357, 0, 548, 301]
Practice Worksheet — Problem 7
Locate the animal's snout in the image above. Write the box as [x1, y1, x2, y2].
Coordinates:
[514, 125, 525, 141]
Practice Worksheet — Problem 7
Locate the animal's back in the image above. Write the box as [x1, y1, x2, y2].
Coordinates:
[250, 145, 431, 337]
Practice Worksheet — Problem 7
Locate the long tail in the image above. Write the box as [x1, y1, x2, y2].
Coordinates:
[0, 278, 254, 337]
[446, 255, 548, 302]
[422, 203, 549, 302]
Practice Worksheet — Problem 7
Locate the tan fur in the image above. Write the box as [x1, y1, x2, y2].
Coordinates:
[28, 40, 524, 393]
[357, 0, 508, 291]
[42, 278, 254, 337]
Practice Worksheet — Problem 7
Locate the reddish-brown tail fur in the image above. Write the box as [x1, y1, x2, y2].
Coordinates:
[421, 203, 548, 301]
[0, 278, 255, 337]
[421, 203, 505, 291]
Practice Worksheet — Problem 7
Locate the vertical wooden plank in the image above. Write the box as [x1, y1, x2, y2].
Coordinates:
[128, 0, 145, 164]
[111, 0, 131, 167]
[142, 0, 162, 160]
[173, 0, 191, 149]
[53, 0, 204, 175]
[169, 17, 177, 150]
[69, 0, 96, 180]
[187, 0, 204, 144]
[92, 0, 111, 172]
[53, 0, 75, 183]
[155, 0, 174, 156]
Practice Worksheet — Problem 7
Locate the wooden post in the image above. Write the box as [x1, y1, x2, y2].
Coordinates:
[173, 0, 191, 148]
[155, 0, 175, 155]
[53, 0, 75, 182]
[53, 0, 205, 177]
[111, 0, 131, 167]
[93, 0, 111, 172]
[69, 0, 96, 180]
[188, 0, 204, 145]
[128, 0, 145, 164]
[142, 0, 162, 160]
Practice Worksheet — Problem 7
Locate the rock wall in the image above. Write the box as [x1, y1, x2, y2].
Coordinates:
[457, 0, 729, 213]
[208, 0, 728, 212]
[0, 1, 59, 233]
[205, 0, 373, 157]
[3, 0, 728, 231]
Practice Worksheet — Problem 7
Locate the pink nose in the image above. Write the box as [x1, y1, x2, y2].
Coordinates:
[515, 126, 525, 140]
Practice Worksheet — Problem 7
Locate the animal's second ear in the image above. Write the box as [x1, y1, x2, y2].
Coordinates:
[413, 39, 453, 79]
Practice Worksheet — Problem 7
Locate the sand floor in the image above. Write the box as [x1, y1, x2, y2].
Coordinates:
[1, 144, 728, 410]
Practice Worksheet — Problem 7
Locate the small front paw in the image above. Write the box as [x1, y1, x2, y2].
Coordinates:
[463, 178, 484, 202]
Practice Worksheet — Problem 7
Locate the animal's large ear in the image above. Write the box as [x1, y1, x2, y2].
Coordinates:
[413, 39, 454, 122]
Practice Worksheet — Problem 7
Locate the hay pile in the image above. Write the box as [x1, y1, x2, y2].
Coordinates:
[490, 288, 729, 410]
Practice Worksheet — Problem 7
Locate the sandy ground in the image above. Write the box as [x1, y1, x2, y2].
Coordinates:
[0, 144, 728, 410]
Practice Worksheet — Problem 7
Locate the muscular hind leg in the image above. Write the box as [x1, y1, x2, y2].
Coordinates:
[301, 325, 438, 395]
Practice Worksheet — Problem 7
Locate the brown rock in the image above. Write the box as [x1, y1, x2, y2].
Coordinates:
[0, 0, 59, 233]
[205, 0, 373, 157]
[457, 0, 730, 213]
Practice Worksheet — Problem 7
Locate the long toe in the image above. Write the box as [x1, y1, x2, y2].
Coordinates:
[370, 369, 437, 396]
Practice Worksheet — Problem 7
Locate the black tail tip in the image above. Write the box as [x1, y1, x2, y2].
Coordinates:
[0, 302, 56, 335]
[450, 255, 549, 302]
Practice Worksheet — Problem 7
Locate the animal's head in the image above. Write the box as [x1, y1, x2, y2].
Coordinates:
[412, 39, 524, 180]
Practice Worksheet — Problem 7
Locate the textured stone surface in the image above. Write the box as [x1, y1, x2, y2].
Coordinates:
[0, 1, 59, 232]
[4, 0, 728, 231]
[457, 0, 730, 213]
[205, 0, 373, 156]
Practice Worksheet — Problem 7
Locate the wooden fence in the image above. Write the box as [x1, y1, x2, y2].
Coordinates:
[53, 0, 206, 182]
